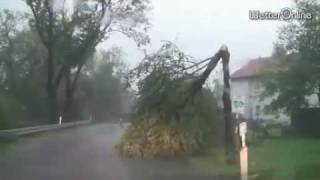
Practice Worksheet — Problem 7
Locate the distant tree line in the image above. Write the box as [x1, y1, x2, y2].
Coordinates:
[0, 0, 151, 129]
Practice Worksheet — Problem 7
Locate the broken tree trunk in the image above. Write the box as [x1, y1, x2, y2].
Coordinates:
[190, 46, 228, 96]
[221, 47, 238, 163]
[191, 45, 238, 163]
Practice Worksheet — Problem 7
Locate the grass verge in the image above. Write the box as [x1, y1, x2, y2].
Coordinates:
[0, 138, 19, 152]
[189, 138, 320, 180]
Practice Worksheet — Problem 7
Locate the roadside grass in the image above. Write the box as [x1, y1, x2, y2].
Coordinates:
[189, 148, 240, 178]
[0, 138, 20, 152]
[189, 138, 320, 180]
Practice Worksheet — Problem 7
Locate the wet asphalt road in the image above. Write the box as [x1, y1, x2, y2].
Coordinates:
[0, 123, 220, 180]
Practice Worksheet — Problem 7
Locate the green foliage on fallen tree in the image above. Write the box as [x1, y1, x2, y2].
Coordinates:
[118, 42, 221, 158]
[118, 88, 220, 158]
[118, 120, 196, 158]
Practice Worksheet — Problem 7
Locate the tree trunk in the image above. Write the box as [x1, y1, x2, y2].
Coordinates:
[185, 46, 238, 163]
[221, 50, 237, 164]
[63, 65, 83, 121]
[47, 65, 57, 123]
[175, 46, 238, 163]
[47, 85, 57, 124]
[186, 49, 224, 106]
[318, 84, 320, 106]
[44, 2, 58, 124]
[47, 47, 57, 124]
[63, 67, 73, 121]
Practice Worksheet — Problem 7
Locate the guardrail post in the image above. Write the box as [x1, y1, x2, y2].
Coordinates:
[59, 116, 62, 125]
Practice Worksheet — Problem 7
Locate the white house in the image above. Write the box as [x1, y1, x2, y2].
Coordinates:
[230, 57, 291, 125]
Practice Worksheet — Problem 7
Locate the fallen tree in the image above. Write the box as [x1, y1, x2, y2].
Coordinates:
[118, 41, 237, 161]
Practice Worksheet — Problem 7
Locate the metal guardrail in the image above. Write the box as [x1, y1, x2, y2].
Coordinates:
[0, 120, 91, 138]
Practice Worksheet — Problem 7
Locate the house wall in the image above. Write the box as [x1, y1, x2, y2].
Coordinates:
[231, 77, 291, 125]
[249, 78, 290, 125]
[230, 78, 250, 119]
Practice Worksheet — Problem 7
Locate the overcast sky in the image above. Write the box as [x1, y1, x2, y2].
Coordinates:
[1, 0, 293, 71]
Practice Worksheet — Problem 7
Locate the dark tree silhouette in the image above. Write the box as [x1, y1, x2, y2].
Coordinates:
[26, 0, 150, 122]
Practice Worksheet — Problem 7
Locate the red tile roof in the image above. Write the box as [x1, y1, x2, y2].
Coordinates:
[231, 57, 277, 79]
